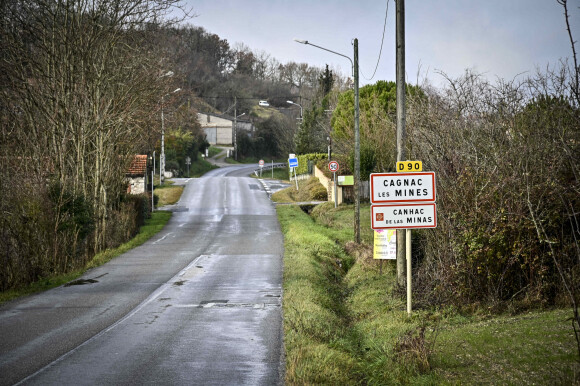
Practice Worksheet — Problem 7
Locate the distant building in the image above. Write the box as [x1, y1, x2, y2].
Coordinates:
[198, 113, 255, 145]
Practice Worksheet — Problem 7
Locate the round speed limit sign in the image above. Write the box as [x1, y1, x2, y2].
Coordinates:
[328, 161, 339, 173]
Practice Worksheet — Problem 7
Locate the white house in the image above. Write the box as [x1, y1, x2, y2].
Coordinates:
[198, 113, 255, 145]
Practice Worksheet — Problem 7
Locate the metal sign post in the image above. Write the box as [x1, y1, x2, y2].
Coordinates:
[289, 156, 299, 191]
[328, 161, 340, 208]
[259, 159, 264, 178]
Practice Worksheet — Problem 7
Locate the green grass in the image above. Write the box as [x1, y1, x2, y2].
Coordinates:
[433, 309, 578, 384]
[251, 166, 289, 181]
[0, 211, 172, 305]
[269, 167, 290, 181]
[207, 146, 223, 158]
[278, 203, 580, 384]
[225, 157, 242, 164]
[86, 211, 172, 269]
[189, 157, 219, 177]
[277, 205, 360, 385]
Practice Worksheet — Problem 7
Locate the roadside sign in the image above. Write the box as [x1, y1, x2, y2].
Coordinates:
[371, 203, 437, 229]
[259, 159, 264, 167]
[338, 175, 354, 186]
[328, 160, 339, 173]
[397, 160, 422, 172]
[289, 157, 298, 168]
[373, 230, 397, 259]
[370, 172, 436, 204]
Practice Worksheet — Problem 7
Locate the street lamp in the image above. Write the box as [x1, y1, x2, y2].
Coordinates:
[286, 100, 303, 121]
[160, 87, 181, 184]
[294, 38, 361, 243]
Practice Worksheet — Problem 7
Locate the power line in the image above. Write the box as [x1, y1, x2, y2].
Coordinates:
[360, 0, 390, 81]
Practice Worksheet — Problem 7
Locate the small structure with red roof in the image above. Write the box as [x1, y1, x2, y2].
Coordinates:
[126, 155, 149, 194]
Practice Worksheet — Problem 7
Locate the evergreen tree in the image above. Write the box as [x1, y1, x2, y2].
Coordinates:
[295, 64, 335, 154]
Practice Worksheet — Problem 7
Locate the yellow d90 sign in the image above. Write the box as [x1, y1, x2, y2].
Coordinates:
[397, 161, 422, 172]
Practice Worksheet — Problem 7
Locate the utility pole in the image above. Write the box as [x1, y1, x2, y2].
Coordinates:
[233, 96, 237, 161]
[160, 98, 166, 185]
[354, 38, 361, 244]
[292, 37, 360, 243]
[396, 0, 407, 286]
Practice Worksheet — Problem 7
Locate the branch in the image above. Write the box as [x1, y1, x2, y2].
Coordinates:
[557, 0, 580, 104]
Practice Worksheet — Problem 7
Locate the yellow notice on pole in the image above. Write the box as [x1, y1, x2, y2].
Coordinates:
[373, 230, 397, 259]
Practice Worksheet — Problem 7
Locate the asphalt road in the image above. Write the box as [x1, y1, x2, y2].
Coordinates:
[0, 165, 287, 385]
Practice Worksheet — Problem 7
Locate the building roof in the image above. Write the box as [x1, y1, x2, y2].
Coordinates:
[127, 155, 147, 176]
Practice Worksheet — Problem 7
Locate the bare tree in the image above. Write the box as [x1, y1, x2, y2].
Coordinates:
[0, 0, 187, 287]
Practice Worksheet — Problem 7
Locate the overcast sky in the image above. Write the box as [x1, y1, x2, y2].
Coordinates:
[179, 0, 579, 87]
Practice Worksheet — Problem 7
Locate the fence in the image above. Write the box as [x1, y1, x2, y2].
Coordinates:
[341, 180, 370, 203]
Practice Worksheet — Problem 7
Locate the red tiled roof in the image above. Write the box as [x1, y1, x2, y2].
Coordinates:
[127, 155, 147, 176]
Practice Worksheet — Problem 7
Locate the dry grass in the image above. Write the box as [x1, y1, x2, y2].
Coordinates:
[155, 185, 183, 206]
[271, 177, 327, 203]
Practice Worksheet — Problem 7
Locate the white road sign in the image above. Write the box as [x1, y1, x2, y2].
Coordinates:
[328, 161, 339, 172]
[370, 172, 436, 204]
[371, 203, 437, 229]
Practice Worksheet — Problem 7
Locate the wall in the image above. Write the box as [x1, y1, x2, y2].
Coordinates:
[198, 113, 233, 145]
[314, 166, 343, 205]
[127, 176, 145, 194]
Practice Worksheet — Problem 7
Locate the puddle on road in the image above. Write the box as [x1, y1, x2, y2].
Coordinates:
[64, 278, 98, 286]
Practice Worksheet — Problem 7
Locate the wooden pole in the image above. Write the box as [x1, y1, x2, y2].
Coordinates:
[396, 0, 407, 286]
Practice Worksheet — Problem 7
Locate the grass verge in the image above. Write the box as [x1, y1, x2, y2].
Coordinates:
[252, 167, 289, 181]
[272, 177, 327, 203]
[207, 146, 223, 158]
[0, 211, 172, 305]
[189, 157, 219, 177]
[279, 203, 580, 384]
[86, 211, 172, 269]
[155, 183, 183, 206]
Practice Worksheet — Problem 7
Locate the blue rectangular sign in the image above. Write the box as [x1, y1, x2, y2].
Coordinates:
[289, 158, 298, 168]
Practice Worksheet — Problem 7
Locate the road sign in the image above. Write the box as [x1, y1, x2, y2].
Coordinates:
[338, 175, 354, 186]
[371, 203, 437, 229]
[373, 230, 397, 259]
[328, 160, 339, 172]
[259, 159, 264, 167]
[289, 157, 298, 168]
[370, 172, 436, 204]
[397, 160, 422, 172]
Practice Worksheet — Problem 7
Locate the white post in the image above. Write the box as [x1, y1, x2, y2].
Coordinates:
[333, 172, 337, 208]
[294, 168, 298, 190]
[406, 228, 412, 316]
[151, 151, 155, 211]
[160, 101, 165, 185]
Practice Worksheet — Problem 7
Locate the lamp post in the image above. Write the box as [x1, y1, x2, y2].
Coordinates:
[160, 87, 181, 184]
[286, 100, 303, 121]
[294, 38, 361, 243]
